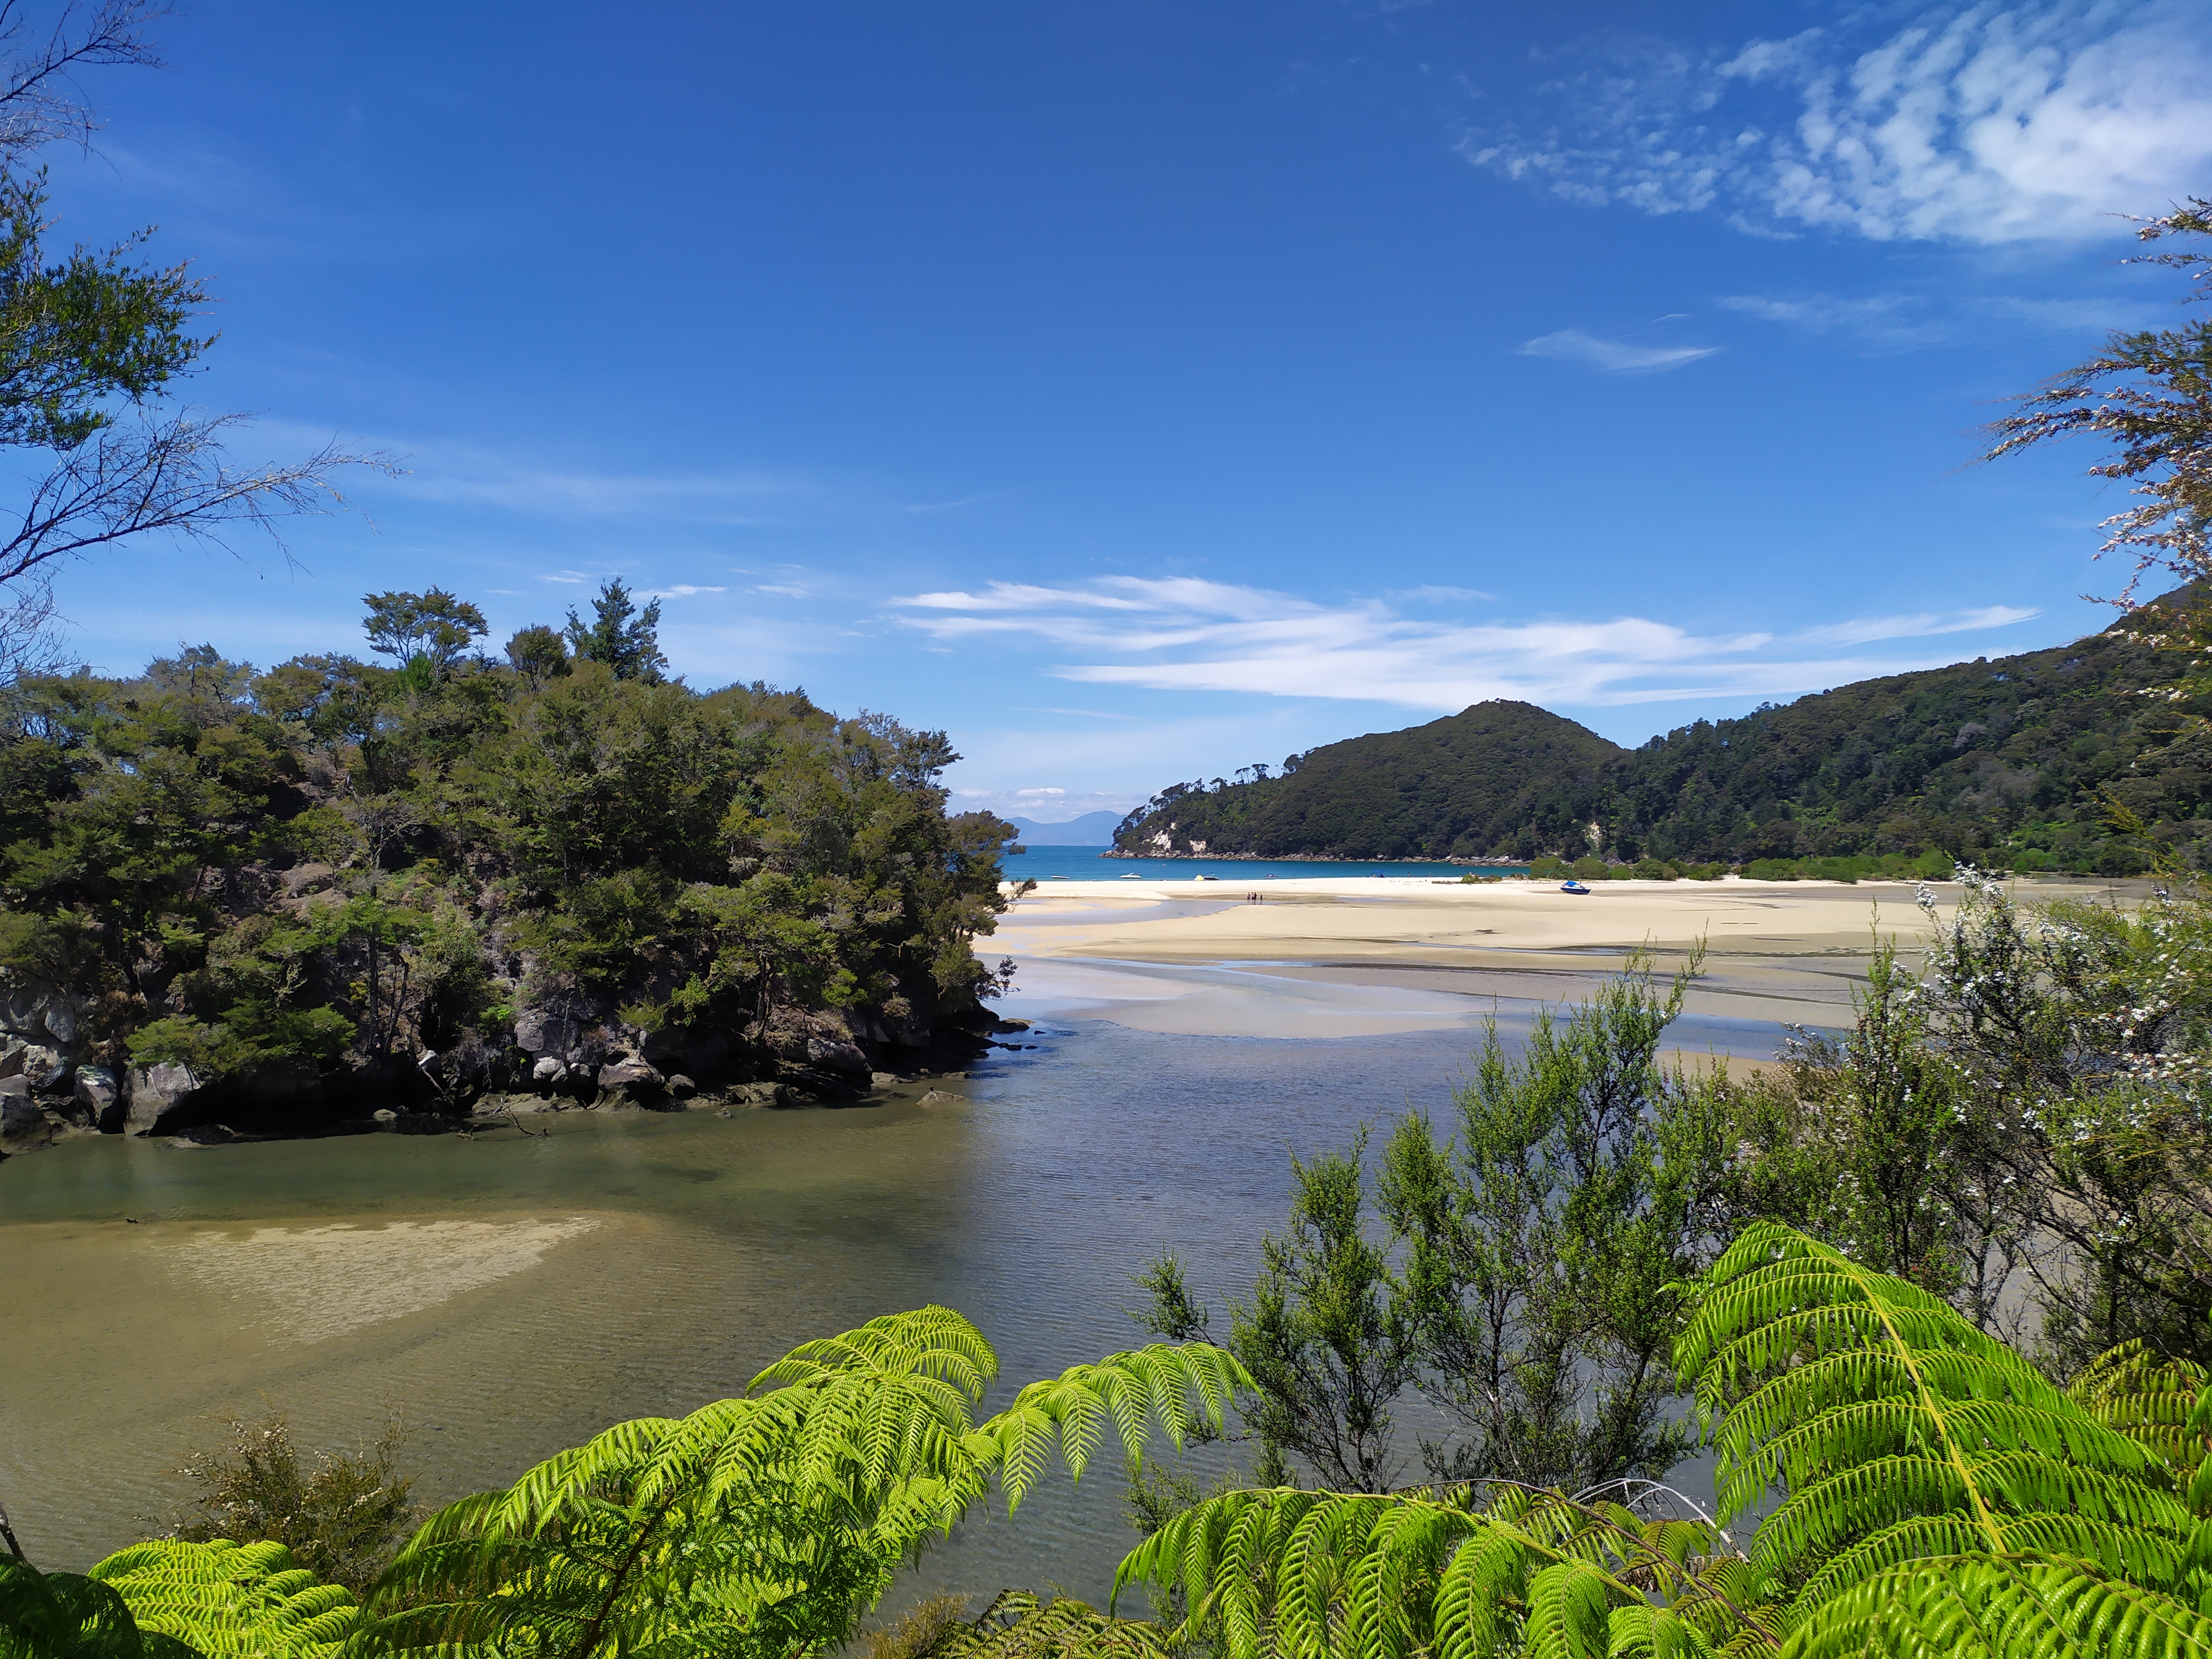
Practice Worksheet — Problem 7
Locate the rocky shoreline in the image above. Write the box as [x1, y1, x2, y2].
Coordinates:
[0, 977, 1025, 1159]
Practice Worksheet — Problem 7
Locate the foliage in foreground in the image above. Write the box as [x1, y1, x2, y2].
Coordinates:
[14, 1230, 2212, 1659]
[1119, 1223, 2212, 1659]
[168, 1416, 415, 1599]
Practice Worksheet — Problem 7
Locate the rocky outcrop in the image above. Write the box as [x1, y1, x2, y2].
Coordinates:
[125, 1062, 200, 1136]
[0, 942, 1005, 1156]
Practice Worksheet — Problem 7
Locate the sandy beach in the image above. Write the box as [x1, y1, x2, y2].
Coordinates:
[990, 874, 1987, 1045]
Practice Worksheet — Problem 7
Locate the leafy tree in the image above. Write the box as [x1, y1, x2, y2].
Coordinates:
[1984, 198, 2211, 643]
[360, 590, 487, 681]
[565, 578, 665, 682]
[1223, 1135, 1418, 1491]
[170, 1415, 416, 1598]
[1144, 952, 1786, 1500]
[501, 624, 567, 690]
[0, 4, 374, 681]
[1379, 952, 1724, 1494]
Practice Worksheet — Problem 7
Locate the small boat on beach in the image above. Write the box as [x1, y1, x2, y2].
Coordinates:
[1560, 880, 1592, 895]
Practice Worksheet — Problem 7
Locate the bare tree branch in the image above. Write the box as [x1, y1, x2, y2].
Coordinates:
[0, 0, 167, 159]
[0, 406, 394, 585]
[0, 560, 65, 680]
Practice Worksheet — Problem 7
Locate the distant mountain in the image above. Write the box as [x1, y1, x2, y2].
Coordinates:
[1111, 602, 2212, 875]
[1005, 810, 1123, 845]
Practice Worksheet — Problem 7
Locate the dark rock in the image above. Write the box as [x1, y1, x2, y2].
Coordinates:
[281, 862, 338, 896]
[805, 1033, 870, 1078]
[666, 1073, 697, 1098]
[74, 1067, 117, 1118]
[595, 1056, 666, 1105]
[168, 1123, 237, 1146]
[124, 1062, 199, 1136]
[1, 1093, 50, 1143]
[514, 1010, 581, 1057]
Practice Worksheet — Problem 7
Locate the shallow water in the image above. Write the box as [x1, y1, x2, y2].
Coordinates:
[0, 1008, 1772, 1603]
[1002, 847, 1527, 881]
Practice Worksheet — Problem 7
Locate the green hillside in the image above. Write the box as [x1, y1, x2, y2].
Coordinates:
[1117, 700, 1618, 861]
[1112, 604, 2212, 875]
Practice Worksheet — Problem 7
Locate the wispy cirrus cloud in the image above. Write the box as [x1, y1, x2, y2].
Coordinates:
[1518, 328, 1718, 373]
[891, 577, 2043, 711]
[1463, 1, 2212, 244]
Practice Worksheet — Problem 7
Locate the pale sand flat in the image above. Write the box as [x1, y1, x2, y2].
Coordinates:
[992, 877, 1961, 1037]
[166, 1217, 601, 1345]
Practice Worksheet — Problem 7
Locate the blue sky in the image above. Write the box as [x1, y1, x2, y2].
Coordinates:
[31, 0, 2212, 821]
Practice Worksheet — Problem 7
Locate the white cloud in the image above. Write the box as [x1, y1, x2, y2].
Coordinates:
[1793, 604, 2041, 646]
[1464, 1, 2212, 244]
[1518, 329, 1719, 373]
[651, 584, 727, 598]
[890, 578, 2048, 711]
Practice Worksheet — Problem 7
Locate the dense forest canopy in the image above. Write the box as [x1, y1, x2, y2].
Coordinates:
[1114, 597, 2211, 873]
[0, 586, 1018, 1144]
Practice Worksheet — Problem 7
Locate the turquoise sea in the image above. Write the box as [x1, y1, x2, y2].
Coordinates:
[1001, 844, 1528, 881]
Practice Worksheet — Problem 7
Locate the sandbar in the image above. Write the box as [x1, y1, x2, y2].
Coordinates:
[992, 875, 1989, 1041]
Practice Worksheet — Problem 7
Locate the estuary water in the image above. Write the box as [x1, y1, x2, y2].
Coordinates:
[0, 1005, 1770, 1605]
[1001, 846, 1527, 881]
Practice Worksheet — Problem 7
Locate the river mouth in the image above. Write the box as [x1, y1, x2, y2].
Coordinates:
[1, 1005, 1778, 1601]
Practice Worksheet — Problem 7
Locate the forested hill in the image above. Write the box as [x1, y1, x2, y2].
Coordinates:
[1116, 700, 1619, 862]
[0, 583, 1019, 1155]
[1112, 604, 2212, 874]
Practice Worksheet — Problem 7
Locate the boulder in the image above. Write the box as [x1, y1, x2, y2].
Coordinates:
[732, 1081, 794, 1108]
[281, 862, 337, 896]
[74, 1066, 116, 1110]
[595, 1056, 666, 1105]
[869, 1071, 901, 1089]
[20, 1044, 68, 1094]
[804, 1034, 870, 1078]
[0, 1093, 49, 1144]
[123, 1062, 198, 1136]
[514, 1010, 581, 1057]
[917, 1089, 962, 1108]
[531, 1055, 567, 1084]
[665, 1073, 697, 1099]
[372, 1108, 402, 1125]
[169, 1123, 237, 1147]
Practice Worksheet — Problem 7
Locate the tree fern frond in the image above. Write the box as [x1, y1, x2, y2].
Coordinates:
[978, 1343, 1249, 1511]
[0, 1556, 196, 1659]
[1522, 1560, 1613, 1659]
[749, 1307, 998, 1402]
[935, 1590, 1175, 1659]
[1792, 1511, 2200, 1618]
[2073, 1342, 2212, 1481]
[1783, 1554, 2212, 1659]
[88, 1540, 360, 1659]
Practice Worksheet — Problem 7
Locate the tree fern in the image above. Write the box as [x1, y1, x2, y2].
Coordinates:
[361, 1307, 1245, 1659]
[87, 1540, 359, 1659]
[930, 1592, 1173, 1659]
[1679, 1221, 2212, 1655]
[0, 1558, 200, 1659]
[1112, 1222, 2212, 1659]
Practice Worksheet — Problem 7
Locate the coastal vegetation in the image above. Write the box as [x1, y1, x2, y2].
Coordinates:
[1113, 608, 2209, 872]
[0, 586, 1019, 1150]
